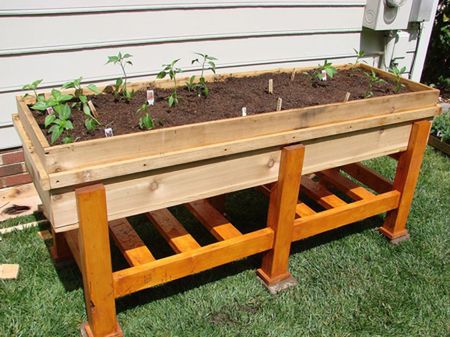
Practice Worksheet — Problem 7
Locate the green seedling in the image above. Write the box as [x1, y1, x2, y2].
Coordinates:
[389, 65, 407, 93]
[136, 102, 154, 130]
[106, 52, 135, 102]
[62, 77, 101, 131]
[44, 103, 73, 144]
[186, 75, 196, 92]
[431, 112, 450, 143]
[353, 49, 366, 64]
[189, 53, 217, 96]
[157, 59, 181, 107]
[31, 89, 73, 112]
[311, 60, 337, 81]
[364, 70, 385, 98]
[22, 79, 43, 103]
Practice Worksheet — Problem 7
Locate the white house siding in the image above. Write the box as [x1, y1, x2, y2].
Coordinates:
[0, 0, 429, 149]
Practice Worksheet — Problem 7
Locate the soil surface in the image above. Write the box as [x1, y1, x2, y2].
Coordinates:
[32, 68, 410, 145]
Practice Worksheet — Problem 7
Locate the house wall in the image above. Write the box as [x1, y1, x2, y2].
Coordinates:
[0, 0, 437, 149]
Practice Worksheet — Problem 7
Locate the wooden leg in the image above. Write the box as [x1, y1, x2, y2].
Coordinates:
[208, 194, 226, 214]
[76, 184, 123, 337]
[379, 120, 431, 243]
[50, 229, 72, 263]
[257, 144, 305, 293]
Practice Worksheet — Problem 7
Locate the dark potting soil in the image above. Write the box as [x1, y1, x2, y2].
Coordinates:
[32, 68, 410, 145]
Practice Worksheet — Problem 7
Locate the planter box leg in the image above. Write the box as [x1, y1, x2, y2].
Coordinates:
[76, 184, 123, 337]
[50, 229, 73, 263]
[379, 120, 431, 243]
[208, 194, 226, 214]
[257, 144, 305, 293]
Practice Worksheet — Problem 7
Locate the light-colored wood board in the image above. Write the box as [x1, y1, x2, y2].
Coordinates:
[47, 106, 438, 189]
[340, 163, 393, 194]
[0, 182, 41, 222]
[186, 200, 242, 241]
[0, 220, 47, 235]
[316, 168, 376, 200]
[300, 176, 347, 209]
[293, 191, 400, 241]
[109, 218, 155, 266]
[51, 123, 412, 231]
[0, 264, 20, 279]
[112, 228, 274, 298]
[146, 209, 201, 253]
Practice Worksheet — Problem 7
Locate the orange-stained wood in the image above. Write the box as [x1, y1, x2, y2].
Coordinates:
[76, 184, 122, 337]
[300, 176, 347, 209]
[113, 228, 274, 298]
[340, 163, 393, 194]
[186, 199, 242, 241]
[257, 144, 305, 286]
[109, 218, 155, 266]
[295, 203, 316, 218]
[293, 191, 400, 241]
[63, 229, 81, 270]
[50, 229, 72, 262]
[317, 168, 375, 200]
[380, 120, 432, 240]
[146, 209, 201, 253]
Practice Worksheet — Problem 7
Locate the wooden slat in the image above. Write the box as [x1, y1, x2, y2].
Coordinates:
[293, 191, 400, 241]
[317, 168, 375, 200]
[113, 228, 274, 298]
[51, 123, 413, 232]
[186, 199, 242, 241]
[301, 176, 347, 209]
[295, 203, 316, 218]
[146, 209, 201, 253]
[64, 229, 81, 269]
[46, 107, 438, 190]
[109, 218, 155, 266]
[340, 163, 393, 194]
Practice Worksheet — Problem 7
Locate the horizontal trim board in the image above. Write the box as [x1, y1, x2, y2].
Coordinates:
[1, 1, 366, 16]
[0, 28, 361, 56]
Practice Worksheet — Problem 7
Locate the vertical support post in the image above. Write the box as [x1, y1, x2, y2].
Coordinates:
[50, 229, 72, 262]
[76, 184, 123, 337]
[257, 144, 305, 293]
[379, 120, 431, 243]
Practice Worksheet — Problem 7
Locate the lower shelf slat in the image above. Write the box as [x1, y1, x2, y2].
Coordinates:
[340, 163, 393, 194]
[317, 168, 375, 200]
[301, 176, 347, 209]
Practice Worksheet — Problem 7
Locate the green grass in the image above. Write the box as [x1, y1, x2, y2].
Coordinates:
[0, 147, 448, 337]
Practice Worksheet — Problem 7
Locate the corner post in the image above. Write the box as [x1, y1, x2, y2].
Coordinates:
[257, 144, 305, 293]
[76, 184, 123, 337]
[379, 120, 431, 243]
[50, 229, 73, 262]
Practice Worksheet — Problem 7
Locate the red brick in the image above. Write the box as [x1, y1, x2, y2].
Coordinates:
[0, 163, 26, 177]
[1, 149, 25, 165]
[0, 172, 32, 188]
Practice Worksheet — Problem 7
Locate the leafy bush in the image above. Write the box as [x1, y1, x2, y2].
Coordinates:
[431, 111, 450, 143]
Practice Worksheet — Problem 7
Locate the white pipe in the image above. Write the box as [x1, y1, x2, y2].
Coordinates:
[381, 30, 398, 70]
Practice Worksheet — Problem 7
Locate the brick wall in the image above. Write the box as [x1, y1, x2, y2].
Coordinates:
[0, 147, 31, 189]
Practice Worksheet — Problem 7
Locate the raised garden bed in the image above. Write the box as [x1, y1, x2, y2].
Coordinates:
[14, 63, 439, 232]
[429, 110, 450, 155]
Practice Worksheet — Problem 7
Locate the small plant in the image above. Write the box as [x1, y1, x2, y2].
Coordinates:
[106, 52, 134, 102]
[22, 79, 43, 103]
[62, 77, 101, 132]
[189, 53, 217, 96]
[185, 75, 196, 92]
[431, 111, 450, 143]
[353, 49, 366, 64]
[136, 102, 154, 130]
[364, 70, 385, 97]
[389, 65, 407, 93]
[31, 89, 73, 112]
[311, 60, 337, 81]
[157, 59, 181, 107]
[44, 103, 73, 144]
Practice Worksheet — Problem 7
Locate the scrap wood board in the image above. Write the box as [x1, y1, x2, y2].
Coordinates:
[0, 183, 41, 222]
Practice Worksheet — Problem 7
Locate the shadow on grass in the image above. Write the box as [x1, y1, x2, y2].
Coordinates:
[48, 188, 385, 314]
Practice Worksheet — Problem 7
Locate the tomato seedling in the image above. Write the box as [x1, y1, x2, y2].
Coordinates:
[136, 102, 154, 130]
[389, 65, 407, 93]
[157, 59, 181, 107]
[189, 53, 217, 97]
[106, 52, 135, 102]
[364, 70, 385, 98]
[44, 103, 74, 144]
[22, 79, 43, 103]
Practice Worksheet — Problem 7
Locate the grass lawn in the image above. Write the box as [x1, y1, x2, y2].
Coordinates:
[0, 147, 448, 337]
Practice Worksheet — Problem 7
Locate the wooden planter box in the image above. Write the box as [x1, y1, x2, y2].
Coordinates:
[14, 64, 440, 233]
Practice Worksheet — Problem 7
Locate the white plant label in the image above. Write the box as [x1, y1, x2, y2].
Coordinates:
[87, 100, 98, 118]
[147, 90, 155, 105]
[321, 70, 327, 81]
[242, 107, 247, 116]
[46, 107, 54, 115]
[104, 128, 114, 137]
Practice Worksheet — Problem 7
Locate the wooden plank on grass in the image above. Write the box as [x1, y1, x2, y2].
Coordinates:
[186, 199, 242, 241]
[146, 209, 201, 253]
